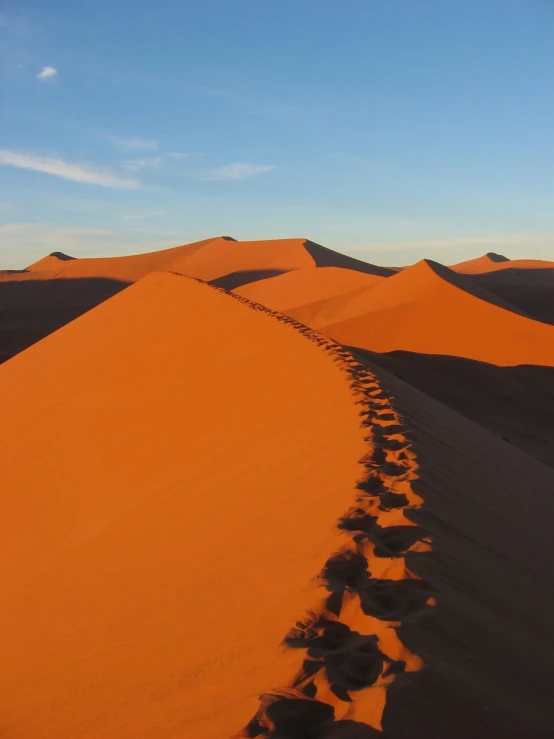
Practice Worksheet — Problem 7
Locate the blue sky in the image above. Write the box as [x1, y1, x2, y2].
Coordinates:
[1, 0, 553, 268]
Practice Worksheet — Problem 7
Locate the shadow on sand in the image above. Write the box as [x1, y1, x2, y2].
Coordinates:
[0, 277, 130, 362]
[347, 347, 554, 469]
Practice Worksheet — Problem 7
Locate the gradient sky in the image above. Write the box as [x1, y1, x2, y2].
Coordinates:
[1, 0, 553, 268]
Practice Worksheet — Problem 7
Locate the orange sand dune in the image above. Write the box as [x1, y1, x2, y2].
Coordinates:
[14, 236, 387, 284]
[0, 273, 434, 737]
[234, 266, 384, 312]
[290, 259, 554, 366]
[361, 356, 554, 738]
[451, 252, 554, 274]
[451, 255, 554, 325]
[0, 237, 394, 363]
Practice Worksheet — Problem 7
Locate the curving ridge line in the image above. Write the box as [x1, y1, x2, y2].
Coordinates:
[182, 277, 435, 737]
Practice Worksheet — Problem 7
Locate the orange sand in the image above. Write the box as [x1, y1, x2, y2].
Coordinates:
[289, 259, 554, 366]
[0, 273, 372, 738]
[2, 236, 553, 737]
[451, 253, 554, 274]
[234, 266, 384, 312]
[11, 237, 384, 285]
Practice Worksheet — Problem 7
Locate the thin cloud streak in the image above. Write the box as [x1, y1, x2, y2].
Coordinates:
[203, 163, 276, 180]
[0, 150, 140, 189]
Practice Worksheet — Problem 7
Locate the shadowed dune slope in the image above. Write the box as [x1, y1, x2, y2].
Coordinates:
[0, 273, 374, 738]
[450, 254, 554, 324]
[295, 259, 554, 366]
[234, 266, 384, 312]
[0, 238, 388, 362]
[0, 277, 129, 363]
[352, 348, 554, 469]
[356, 354, 554, 738]
[469, 267, 554, 326]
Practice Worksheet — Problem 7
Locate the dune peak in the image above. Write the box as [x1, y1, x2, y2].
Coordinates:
[48, 251, 76, 261]
[484, 252, 509, 262]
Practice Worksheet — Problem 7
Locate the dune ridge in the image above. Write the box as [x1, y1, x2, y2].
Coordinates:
[291, 258, 554, 366]
[216, 286, 435, 736]
[451, 253, 554, 274]
[0, 272, 432, 738]
[233, 267, 384, 313]
[0, 237, 390, 363]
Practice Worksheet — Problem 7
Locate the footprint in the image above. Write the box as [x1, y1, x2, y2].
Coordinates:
[359, 578, 434, 621]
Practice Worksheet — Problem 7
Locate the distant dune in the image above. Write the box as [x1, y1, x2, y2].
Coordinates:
[1, 237, 553, 737]
[287, 259, 554, 366]
[235, 266, 384, 312]
[0, 237, 388, 363]
[449, 253, 554, 325]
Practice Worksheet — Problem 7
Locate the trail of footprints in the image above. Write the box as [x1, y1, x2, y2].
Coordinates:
[186, 278, 435, 737]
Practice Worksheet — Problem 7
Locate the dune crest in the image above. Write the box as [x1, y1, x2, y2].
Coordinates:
[450, 252, 509, 273]
[224, 291, 434, 736]
[452, 252, 554, 274]
[0, 273, 433, 738]
[290, 258, 554, 366]
[234, 267, 384, 313]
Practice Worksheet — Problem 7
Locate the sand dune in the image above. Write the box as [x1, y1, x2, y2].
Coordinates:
[0, 273, 434, 738]
[356, 349, 554, 469]
[291, 259, 554, 366]
[451, 252, 554, 274]
[360, 355, 554, 738]
[0, 237, 387, 363]
[234, 266, 384, 313]
[16, 237, 387, 284]
[449, 254, 554, 324]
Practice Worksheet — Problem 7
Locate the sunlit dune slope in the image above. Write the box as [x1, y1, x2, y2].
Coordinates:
[451, 252, 554, 274]
[16, 236, 387, 284]
[234, 266, 384, 312]
[0, 237, 389, 362]
[292, 259, 554, 366]
[0, 272, 373, 738]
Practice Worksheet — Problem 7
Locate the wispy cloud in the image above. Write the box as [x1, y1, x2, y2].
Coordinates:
[124, 152, 196, 172]
[124, 157, 163, 171]
[0, 150, 139, 189]
[109, 136, 159, 152]
[203, 163, 276, 181]
[36, 65, 58, 81]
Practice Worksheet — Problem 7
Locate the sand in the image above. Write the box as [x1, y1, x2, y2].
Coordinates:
[1, 238, 553, 737]
[451, 252, 554, 274]
[450, 254, 554, 325]
[356, 349, 554, 469]
[362, 356, 554, 738]
[0, 237, 385, 362]
[287, 259, 554, 366]
[0, 273, 435, 738]
[234, 267, 384, 313]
